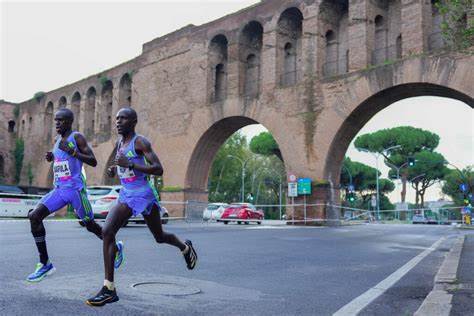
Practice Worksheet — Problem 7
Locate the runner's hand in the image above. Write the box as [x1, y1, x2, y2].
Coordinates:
[114, 153, 129, 168]
[45, 151, 54, 162]
[58, 140, 74, 155]
[106, 165, 116, 177]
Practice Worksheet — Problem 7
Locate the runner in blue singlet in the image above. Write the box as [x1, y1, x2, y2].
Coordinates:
[86, 107, 198, 307]
[27, 108, 124, 283]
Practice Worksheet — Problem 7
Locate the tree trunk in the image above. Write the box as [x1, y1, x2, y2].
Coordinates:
[420, 190, 425, 208]
[401, 172, 408, 203]
[415, 182, 420, 207]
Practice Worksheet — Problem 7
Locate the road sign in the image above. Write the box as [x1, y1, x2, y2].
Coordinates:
[288, 182, 298, 197]
[371, 195, 377, 207]
[348, 184, 354, 192]
[297, 178, 311, 195]
[460, 183, 468, 192]
[288, 173, 297, 183]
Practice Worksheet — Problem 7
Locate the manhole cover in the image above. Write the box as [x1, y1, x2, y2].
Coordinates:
[131, 282, 201, 296]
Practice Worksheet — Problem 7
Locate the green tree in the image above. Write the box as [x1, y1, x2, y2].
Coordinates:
[442, 166, 474, 206]
[435, 0, 474, 50]
[249, 132, 283, 161]
[13, 138, 25, 184]
[355, 126, 440, 203]
[340, 157, 395, 210]
[403, 151, 448, 207]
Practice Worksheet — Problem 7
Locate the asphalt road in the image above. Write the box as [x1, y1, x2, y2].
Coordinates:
[0, 220, 463, 316]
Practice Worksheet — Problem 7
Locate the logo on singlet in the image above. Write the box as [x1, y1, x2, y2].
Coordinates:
[117, 166, 137, 183]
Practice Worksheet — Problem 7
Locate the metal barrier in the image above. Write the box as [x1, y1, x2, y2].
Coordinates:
[184, 200, 208, 223]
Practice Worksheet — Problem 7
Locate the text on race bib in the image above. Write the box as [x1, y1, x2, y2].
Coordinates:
[54, 159, 72, 181]
[117, 166, 137, 183]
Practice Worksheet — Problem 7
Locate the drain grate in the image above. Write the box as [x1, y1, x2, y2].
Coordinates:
[131, 281, 201, 296]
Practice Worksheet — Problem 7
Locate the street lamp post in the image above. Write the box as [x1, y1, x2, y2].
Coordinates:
[360, 145, 401, 220]
[227, 155, 253, 203]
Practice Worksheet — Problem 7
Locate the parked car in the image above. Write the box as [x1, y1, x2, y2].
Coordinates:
[202, 203, 228, 221]
[412, 214, 427, 224]
[83, 185, 169, 225]
[426, 216, 439, 225]
[218, 203, 264, 225]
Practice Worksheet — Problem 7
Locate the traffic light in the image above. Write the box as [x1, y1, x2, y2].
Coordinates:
[408, 156, 416, 167]
[347, 192, 356, 202]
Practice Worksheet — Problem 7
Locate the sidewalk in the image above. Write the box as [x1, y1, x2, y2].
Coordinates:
[450, 233, 474, 316]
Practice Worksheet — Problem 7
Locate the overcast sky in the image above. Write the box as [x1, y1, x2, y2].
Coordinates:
[2, 1, 473, 204]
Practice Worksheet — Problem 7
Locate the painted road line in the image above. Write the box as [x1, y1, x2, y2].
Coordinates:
[333, 236, 446, 316]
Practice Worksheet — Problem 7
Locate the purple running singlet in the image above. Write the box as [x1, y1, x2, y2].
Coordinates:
[116, 134, 160, 217]
[39, 132, 93, 221]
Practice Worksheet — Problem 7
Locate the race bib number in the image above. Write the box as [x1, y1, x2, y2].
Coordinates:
[117, 166, 137, 183]
[54, 159, 72, 181]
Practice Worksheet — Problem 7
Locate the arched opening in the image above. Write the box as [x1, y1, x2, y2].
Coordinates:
[28, 116, 32, 134]
[58, 96, 67, 108]
[100, 81, 113, 142]
[396, 34, 402, 59]
[85, 87, 96, 140]
[185, 117, 287, 219]
[277, 7, 303, 86]
[429, 0, 444, 51]
[8, 120, 15, 133]
[240, 21, 263, 98]
[324, 83, 473, 220]
[71, 92, 81, 131]
[320, 0, 348, 76]
[44, 102, 54, 144]
[372, 0, 402, 64]
[373, 15, 387, 64]
[119, 74, 132, 107]
[0, 155, 4, 182]
[209, 34, 228, 102]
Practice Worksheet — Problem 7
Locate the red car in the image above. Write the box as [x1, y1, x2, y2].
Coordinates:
[218, 203, 264, 225]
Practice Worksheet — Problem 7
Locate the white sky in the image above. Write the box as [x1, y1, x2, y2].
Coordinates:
[2, 1, 473, 204]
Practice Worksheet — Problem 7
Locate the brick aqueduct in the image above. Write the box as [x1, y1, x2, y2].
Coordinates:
[1, 0, 473, 221]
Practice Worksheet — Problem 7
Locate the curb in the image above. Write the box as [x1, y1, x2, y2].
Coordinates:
[414, 235, 465, 316]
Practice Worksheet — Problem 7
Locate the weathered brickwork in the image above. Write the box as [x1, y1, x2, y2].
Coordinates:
[1, 0, 473, 221]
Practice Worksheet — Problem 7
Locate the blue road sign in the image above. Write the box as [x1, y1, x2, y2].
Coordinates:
[297, 178, 312, 195]
[460, 183, 468, 192]
[348, 184, 355, 192]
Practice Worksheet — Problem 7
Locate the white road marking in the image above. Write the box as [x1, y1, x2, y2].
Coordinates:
[333, 236, 446, 316]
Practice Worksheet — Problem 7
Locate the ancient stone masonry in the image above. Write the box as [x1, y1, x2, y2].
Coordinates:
[2, 0, 472, 221]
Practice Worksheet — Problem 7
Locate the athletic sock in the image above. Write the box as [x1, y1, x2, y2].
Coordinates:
[104, 280, 115, 291]
[32, 230, 49, 265]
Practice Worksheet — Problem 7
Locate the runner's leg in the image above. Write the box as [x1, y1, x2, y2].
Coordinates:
[143, 204, 186, 251]
[29, 205, 52, 265]
[102, 203, 132, 282]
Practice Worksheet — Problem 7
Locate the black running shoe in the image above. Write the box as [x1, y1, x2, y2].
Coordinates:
[85, 286, 119, 307]
[183, 240, 198, 270]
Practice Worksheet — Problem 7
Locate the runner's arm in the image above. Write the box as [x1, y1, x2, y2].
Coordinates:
[133, 136, 164, 176]
[74, 133, 98, 167]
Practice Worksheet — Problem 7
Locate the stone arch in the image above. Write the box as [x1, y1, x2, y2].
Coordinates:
[85, 87, 96, 139]
[119, 73, 132, 107]
[319, 0, 348, 76]
[71, 91, 81, 131]
[324, 82, 474, 195]
[240, 21, 263, 98]
[184, 116, 287, 201]
[100, 81, 113, 142]
[277, 7, 303, 86]
[209, 34, 228, 102]
[58, 96, 67, 108]
[44, 101, 54, 144]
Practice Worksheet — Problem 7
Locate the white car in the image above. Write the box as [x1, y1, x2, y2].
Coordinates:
[203, 203, 228, 221]
[85, 185, 169, 225]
